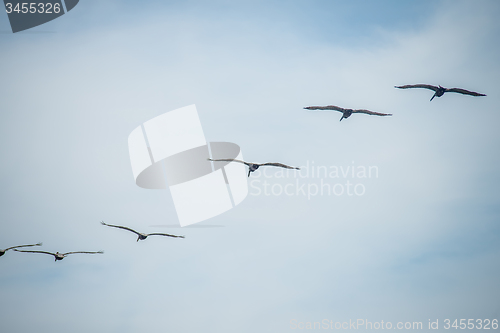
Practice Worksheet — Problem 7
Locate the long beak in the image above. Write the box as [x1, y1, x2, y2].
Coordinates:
[248, 169, 251, 177]
[339, 115, 344, 121]
[137, 237, 140, 242]
[430, 93, 436, 101]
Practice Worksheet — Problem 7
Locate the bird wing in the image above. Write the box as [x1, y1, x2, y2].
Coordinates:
[101, 221, 141, 235]
[208, 158, 251, 166]
[395, 84, 439, 92]
[146, 233, 185, 238]
[304, 105, 346, 113]
[445, 88, 486, 96]
[259, 163, 300, 170]
[4, 243, 42, 251]
[352, 109, 392, 116]
[63, 251, 104, 255]
[14, 250, 55, 256]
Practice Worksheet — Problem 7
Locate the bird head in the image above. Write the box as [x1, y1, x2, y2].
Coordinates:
[249, 164, 259, 171]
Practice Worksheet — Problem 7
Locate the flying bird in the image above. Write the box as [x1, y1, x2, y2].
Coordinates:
[0, 242, 42, 257]
[14, 249, 103, 261]
[208, 158, 300, 177]
[395, 84, 486, 101]
[304, 105, 392, 121]
[100, 221, 185, 241]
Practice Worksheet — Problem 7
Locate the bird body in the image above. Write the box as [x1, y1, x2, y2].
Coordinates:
[395, 84, 486, 101]
[304, 105, 392, 121]
[100, 221, 184, 241]
[208, 158, 300, 177]
[14, 250, 103, 261]
[0, 242, 42, 257]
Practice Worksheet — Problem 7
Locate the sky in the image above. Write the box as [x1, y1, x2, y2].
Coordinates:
[0, 1, 499, 332]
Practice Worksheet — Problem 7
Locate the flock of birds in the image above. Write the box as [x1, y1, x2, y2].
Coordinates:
[211, 83, 486, 176]
[2, 83, 486, 261]
[1, 222, 184, 262]
[305, 84, 486, 121]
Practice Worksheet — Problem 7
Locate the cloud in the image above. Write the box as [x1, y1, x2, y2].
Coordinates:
[0, 1, 499, 332]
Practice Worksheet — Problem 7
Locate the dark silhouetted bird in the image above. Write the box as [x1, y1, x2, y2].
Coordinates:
[208, 158, 300, 177]
[14, 249, 103, 261]
[304, 105, 392, 121]
[0, 242, 42, 257]
[100, 221, 184, 241]
[395, 84, 486, 101]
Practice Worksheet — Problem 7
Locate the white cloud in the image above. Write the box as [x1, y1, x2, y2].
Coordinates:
[0, 1, 499, 332]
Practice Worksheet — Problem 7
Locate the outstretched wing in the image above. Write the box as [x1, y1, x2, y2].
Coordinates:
[208, 158, 251, 166]
[63, 251, 104, 256]
[446, 88, 486, 96]
[352, 109, 392, 116]
[259, 163, 300, 170]
[4, 242, 42, 251]
[395, 84, 439, 92]
[146, 233, 185, 238]
[304, 105, 346, 113]
[101, 221, 141, 236]
[14, 250, 55, 256]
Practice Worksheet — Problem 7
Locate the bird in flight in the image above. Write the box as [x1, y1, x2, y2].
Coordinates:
[395, 84, 486, 101]
[100, 221, 185, 241]
[14, 249, 103, 261]
[1, 242, 42, 257]
[304, 105, 392, 121]
[208, 158, 300, 177]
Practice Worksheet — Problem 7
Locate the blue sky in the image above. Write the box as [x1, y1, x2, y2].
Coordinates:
[0, 1, 499, 332]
